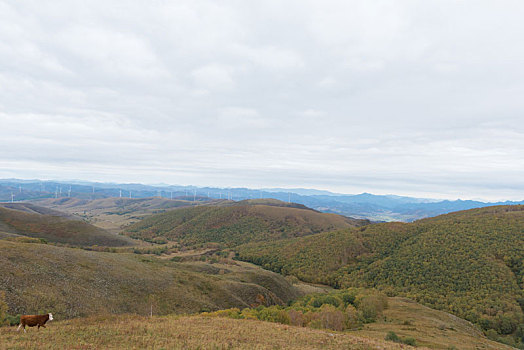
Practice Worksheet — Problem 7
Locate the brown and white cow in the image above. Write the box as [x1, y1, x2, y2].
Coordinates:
[17, 313, 53, 332]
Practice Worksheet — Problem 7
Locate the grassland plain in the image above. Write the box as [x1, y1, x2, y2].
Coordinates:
[124, 201, 367, 247]
[0, 239, 301, 318]
[236, 205, 524, 344]
[0, 314, 415, 350]
[0, 205, 133, 247]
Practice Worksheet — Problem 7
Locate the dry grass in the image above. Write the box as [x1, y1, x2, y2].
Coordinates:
[0, 240, 301, 318]
[29, 197, 216, 234]
[0, 315, 414, 350]
[0, 206, 133, 247]
[354, 298, 513, 350]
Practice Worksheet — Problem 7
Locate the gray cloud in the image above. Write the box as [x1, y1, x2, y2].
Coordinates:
[1, 0, 524, 200]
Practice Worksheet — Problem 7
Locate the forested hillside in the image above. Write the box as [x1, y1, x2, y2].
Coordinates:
[124, 201, 367, 246]
[237, 205, 524, 344]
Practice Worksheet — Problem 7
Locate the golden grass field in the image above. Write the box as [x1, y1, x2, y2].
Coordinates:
[0, 315, 414, 350]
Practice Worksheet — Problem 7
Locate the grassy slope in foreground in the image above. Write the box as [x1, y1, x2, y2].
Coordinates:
[124, 201, 367, 246]
[237, 205, 524, 339]
[0, 205, 132, 247]
[0, 315, 412, 350]
[0, 240, 300, 318]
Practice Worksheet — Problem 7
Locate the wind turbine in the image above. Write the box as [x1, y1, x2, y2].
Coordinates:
[68, 186, 72, 197]
[11, 192, 14, 203]
[119, 190, 122, 198]
[129, 191, 132, 199]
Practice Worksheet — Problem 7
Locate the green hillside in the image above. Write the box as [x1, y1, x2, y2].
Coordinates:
[124, 201, 367, 247]
[0, 205, 133, 247]
[236, 205, 524, 345]
[0, 239, 301, 319]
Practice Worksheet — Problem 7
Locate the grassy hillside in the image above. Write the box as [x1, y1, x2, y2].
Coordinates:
[203, 290, 511, 350]
[0, 315, 412, 350]
[0, 206, 132, 247]
[1, 297, 510, 349]
[236, 205, 524, 345]
[30, 197, 221, 233]
[0, 239, 301, 319]
[356, 297, 512, 350]
[0, 203, 79, 219]
[124, 201, 367, 247]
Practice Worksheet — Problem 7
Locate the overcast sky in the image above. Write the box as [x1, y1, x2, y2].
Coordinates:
[1, 1, 524, 200]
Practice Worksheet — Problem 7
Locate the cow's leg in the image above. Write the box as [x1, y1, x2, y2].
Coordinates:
[17, 324, 21, 331]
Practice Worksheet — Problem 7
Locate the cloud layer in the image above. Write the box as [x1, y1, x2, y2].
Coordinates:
[1, 0, 524, 200]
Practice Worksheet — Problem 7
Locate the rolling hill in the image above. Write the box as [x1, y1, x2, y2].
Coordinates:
[29, 196, 222, 233]
[0, 239, 301, 319]
[123, 201, 368, 247]
[0, 205, 133, 247]
[5, 178, 524, 221]
[236, 205, 524, 344]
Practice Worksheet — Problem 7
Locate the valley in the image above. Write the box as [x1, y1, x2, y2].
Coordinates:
[0, 197, 522, 349]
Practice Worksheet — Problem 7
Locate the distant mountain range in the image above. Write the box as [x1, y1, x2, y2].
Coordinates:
[1, 179, 522, 221]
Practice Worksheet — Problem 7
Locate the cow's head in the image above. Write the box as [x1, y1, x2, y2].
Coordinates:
[48, 313, 54, 321]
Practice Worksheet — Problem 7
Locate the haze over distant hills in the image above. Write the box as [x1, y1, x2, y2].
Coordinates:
[1, 178, 523, 221]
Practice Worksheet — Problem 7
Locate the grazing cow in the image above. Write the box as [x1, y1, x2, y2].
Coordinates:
[17, 313, 53, 332]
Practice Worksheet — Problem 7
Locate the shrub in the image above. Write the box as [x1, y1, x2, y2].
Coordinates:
[317, 305, 346, 331]
[345, 305, 359, 329]
[357, 293, 388, 322]
[402, 337, 417, 346]
[340, 291, 356, 306]
[358, 298, 378, 322]
[287, 309, 304, 327]
[240, 308, 258, 320]
[310, 295, 341, 309]
[256, 307, 290, 324]
[385, 331, 417, 346]
[5, 314, 20, 326]
[385, 331, 400, 342]
[485, 329, 499, 341]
